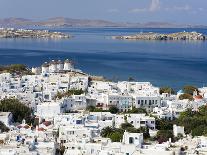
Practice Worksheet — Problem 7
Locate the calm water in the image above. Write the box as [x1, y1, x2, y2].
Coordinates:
[0, 27, 207, 89]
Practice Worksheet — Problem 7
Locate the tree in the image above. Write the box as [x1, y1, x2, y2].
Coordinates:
[120, 122, 134, 130]
[0, 99, 32, 123]
[110, 132, 123, 142]
[109, 106, 119, 114]
[156, 130, 173, 144]
[128, 107, 147, 114]
[101, 127, 124, 142]
[155, 118, 174, 130]
[160, 87, 175, 94]
[179, 93, 194, 101]
[101, 126, 113, 137]
[183, 85, 198, 96]
[126, 127, 139, 133]
[86, 105, 96, 112]
[177, 106, 207, 135]
[192, 125, 207, 137]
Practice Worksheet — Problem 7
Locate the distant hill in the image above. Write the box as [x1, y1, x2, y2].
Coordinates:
[0, 17, 206, 28]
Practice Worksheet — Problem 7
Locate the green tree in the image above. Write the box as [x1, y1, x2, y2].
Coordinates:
[101, 127, 124, 142]
[128, 107, 147, 114]
[177, 106, 207, 135]
[101, 126, 113, 137]
[183, 85, 198, 96]
[0, 99, 32, 123]
[120, 122, 134, 130]
[110, 132, 123, 142]
[86, 105, 96, 112]
[160, 87, 175, 94]
[192, 125, 207, 137]
[156, 130, 173, 144]
[179, 93, 194, 101]
[109, 106, 119, 114]
[155, 118, 174, 130]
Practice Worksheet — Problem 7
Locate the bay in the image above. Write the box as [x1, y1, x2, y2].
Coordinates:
[0, 27, 207, 90]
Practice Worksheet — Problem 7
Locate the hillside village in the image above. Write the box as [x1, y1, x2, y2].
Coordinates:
[0, 60, 207, 155]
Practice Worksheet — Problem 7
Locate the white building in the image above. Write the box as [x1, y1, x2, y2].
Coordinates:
[173, 125, 185, 137]
[122, 131, 143, 148]
[0, 112, 13, 127]
[115, 114, 155, 130]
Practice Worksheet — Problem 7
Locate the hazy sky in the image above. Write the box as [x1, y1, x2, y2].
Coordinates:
[0, 0, 206, 24]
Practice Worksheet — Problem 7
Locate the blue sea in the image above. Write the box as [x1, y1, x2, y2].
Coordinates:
[0, 27, 207, 90]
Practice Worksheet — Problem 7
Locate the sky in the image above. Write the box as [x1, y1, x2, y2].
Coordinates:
[0, 0, 206, 24]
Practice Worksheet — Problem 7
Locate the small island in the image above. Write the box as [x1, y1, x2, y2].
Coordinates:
[113, 31, 206, 41]
[0, 28, 70, 39]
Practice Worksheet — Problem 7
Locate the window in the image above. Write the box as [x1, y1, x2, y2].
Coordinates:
[140, 121, 145, 124]
[129, 137, 134, 144]
[145, 100, 147, 104]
